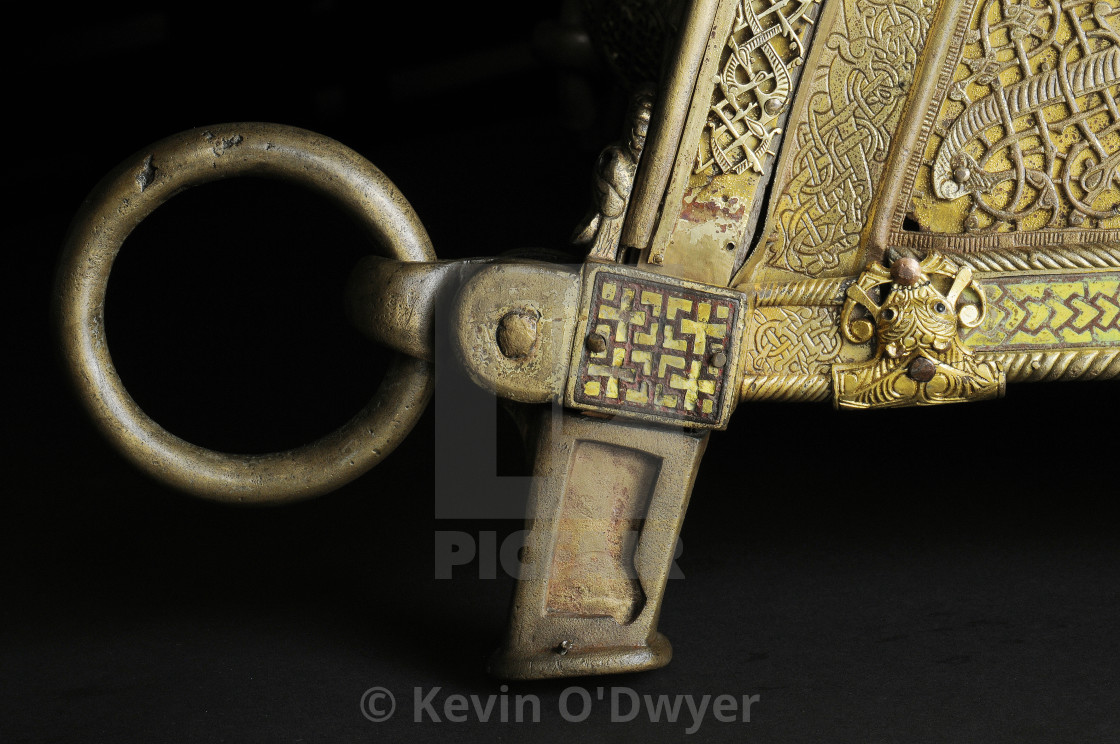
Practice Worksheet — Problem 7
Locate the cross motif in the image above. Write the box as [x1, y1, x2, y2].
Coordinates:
[598, 286, 648, 343]
[678, 302, 730, 355]
[669, 361, 717, 412]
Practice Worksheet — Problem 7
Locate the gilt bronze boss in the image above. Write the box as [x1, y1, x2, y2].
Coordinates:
[55, 0, 1119, 678]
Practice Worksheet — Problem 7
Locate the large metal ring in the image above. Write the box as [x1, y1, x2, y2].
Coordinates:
[55, 123, 435, 504]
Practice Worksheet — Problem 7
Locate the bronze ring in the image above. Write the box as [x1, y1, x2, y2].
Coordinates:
[55, 123, 435, 504]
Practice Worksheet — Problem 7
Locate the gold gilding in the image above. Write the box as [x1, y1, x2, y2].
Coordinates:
[735, 0, 937, 284]
[832, 253, 1006, 408]
[55, 0, 1120, 684]
[905, 0, 1120, 243]
[648, 0, 823, 283]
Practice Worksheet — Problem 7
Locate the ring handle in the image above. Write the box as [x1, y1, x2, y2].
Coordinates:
[55, 123, 435, 504]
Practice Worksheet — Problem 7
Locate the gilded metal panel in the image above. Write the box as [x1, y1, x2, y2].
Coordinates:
[900, 0, 1120, 243]
[735, 0, 939, 283]
[832, 253, 1006, 408]
[742, 305, 844, 375]
[963, 271, 1120, 348]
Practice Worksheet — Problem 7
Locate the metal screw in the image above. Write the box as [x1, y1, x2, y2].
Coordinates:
[586, 332, 608, 354]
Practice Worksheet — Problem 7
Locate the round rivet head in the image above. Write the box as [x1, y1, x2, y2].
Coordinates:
[891, 256, 922, 286]
[496, 311, 538, 359]
[953, 166, 971, 184]
[711, 351, 727, 369]
[586, 332, 608, 354]
[908, 356, 937, 382]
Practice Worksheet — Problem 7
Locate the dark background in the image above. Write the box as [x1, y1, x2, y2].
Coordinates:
[6, 2, 1118, 742]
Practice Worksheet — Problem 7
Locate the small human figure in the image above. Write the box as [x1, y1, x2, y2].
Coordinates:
[572, 87, 655, 260]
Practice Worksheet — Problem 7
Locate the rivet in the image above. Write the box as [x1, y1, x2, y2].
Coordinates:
[908, 356, 937, 382]
[496, 311, 538, 359]
[586, 332, 608, 354]
[890, 256, 922, 286]
[711, 351, 727, 369]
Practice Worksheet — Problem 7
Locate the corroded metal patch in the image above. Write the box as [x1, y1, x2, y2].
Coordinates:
[566, 264, 746, 428]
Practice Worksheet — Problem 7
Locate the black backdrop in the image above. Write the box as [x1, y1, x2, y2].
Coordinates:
[6, 2, 1119, 742]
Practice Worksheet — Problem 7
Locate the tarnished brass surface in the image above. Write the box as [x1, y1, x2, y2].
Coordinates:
[452, 262, 582, 403]
[621, 0, 722, 253]
[56, 0, 1119, 682]
[55, 123, 434, 504]
[573, 88, 656, 261]
[346, 256, 463, 364]
[490, 409, 707, 679]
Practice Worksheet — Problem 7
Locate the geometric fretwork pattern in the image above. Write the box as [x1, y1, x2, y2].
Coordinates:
[964, 272, 1120, 348]
[571, 271, 740, 425]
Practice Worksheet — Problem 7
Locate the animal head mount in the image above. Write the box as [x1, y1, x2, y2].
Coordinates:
[833, 252, 1004, 409]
